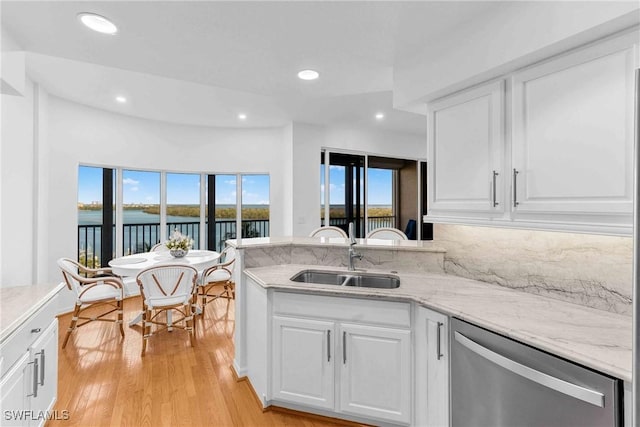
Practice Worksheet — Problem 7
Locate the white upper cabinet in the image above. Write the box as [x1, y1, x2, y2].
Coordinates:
[425, 29, 638, 235]
[428, 80, 505, 218]
[511, 33, 637, 233]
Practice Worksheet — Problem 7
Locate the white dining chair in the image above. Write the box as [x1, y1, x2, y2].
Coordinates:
[136, 264, 198, 356]
[198, 245, 237, 310]
[309, 226, 348, 238]
[366, 227, 408, 240]
[57, 258, 125, 348]
[149, 242, 168, 252]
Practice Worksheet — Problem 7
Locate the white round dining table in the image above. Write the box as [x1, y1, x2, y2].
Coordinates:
[108, 249, 220, 277]
[108, 250, 220, 326]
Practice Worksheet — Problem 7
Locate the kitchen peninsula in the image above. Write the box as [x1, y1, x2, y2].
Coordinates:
[230, 237, 633, 426]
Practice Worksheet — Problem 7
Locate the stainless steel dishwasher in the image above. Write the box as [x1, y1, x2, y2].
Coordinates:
[450, 318, 622, 426]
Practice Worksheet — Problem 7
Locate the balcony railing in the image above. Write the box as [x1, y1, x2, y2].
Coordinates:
[79, 217, 394, 268]
[322, 216, 397, 230]
[78, 219, 270, 268]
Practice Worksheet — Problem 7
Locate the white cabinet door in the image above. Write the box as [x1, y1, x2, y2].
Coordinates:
[428, 80, 505, 218]
[512, 35, 636, 228]
[28, 320, 58, 427]
[338, 323, 411, 424]
[424, 309, 448, 427]
[271, 316, 335, 410]
[0, 352, 31, 427]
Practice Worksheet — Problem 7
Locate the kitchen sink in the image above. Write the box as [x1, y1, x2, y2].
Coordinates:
[290, 270, 351, 286]
[290, 269, 400, 289]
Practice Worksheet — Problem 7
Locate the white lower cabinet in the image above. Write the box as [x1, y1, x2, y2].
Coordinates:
[415, 307, 449, 427]
[28, 320, 59, 424]
[339, 323, 411, 424]
[0, 320, 58, 427]
[272, 316, 335, 409]
[0, 291, 60, 427]
[268, 291, 416, 425]
[0, 352, 31, 427]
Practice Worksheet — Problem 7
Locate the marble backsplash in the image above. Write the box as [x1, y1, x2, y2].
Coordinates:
[433, 224, 633, 315]
[243, 244, 446, 275]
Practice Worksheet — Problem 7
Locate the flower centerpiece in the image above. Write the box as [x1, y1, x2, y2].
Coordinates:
[166, 229, 193, 258]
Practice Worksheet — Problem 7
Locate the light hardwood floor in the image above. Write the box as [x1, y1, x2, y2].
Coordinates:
[50, 296, 360, 427]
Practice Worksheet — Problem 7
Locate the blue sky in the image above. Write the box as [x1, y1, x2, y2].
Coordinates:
[78, 166, 270, 205]
[321, 166, 392, 205]
[78, 165, 390, 206]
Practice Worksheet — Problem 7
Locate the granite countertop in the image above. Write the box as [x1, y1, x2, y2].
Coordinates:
[0, 282, 65, 343]
[227, 236, 447, 252]
[245, 264, 632, 382]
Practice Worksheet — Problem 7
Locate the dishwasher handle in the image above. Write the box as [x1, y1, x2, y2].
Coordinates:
[454, 331, 605, 408]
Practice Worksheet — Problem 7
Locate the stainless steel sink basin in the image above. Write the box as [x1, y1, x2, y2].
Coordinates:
[345, 273, 400, 288]
[290, 270, 351, 286]
[290, 270, 400, 289]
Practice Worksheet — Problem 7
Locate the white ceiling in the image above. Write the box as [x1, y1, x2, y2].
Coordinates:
[2, 1, 504, 134]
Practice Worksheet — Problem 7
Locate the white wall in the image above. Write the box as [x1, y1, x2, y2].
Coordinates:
[1, 77, 34, 285]
[393, 2, 640, 106]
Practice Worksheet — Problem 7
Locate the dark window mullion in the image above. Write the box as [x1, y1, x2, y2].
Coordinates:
[101, 168, 114, 266]
[207, 175, 216, 251]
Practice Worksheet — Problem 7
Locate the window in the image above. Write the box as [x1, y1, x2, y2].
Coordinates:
[78, 167, 270, 266]
[77, 166, 115, 268]
[122, 169, 160, 254]
[167, 172, 201, 248]
[241, 174, 270, 238]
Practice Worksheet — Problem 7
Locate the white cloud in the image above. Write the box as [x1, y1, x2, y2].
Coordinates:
[320, 184, 339, 192]
[123, 178, 140, 185]
[130, 186, 139, 192]
[224, 179, 236, 185]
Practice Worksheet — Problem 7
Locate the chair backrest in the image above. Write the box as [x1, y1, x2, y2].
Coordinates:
[150, 242, 169, 252]
[57, 258, 86, 296]
[366, 227, 408, 240]
[309, 226, 348, 238]
[219, 245, 237, 273]
[136, 264, 198, 307]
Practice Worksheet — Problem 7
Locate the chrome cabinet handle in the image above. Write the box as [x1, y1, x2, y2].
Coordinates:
[454, 331, 604, 408]
[28, 357, 39, 398]
[492, 171, 499, 207]
[343, 331, 347, 364]
[513, 168, 519, 207]
[327, 330, 331, 362]
[39, 350, 45, 385]
[436, 322, 444, 360]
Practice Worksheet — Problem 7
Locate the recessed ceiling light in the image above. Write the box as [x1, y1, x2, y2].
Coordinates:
[115, 96, 127, 103]
[297, 69, 319, 81]
[375, 112, 385, 120]
[78, 12, 118, 35]
[238, 113, 247, 120]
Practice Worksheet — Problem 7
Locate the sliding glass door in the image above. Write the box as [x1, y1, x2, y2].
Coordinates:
[321, 152, 365, 237]
[321, 151, 428, 240]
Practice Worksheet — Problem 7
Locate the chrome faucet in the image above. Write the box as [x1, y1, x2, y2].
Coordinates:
[348, 222, 363, 271]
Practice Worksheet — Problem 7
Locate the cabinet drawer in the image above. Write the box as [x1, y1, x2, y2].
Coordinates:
[273, 292, 411, 328]
[0, 295, 58, 378]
